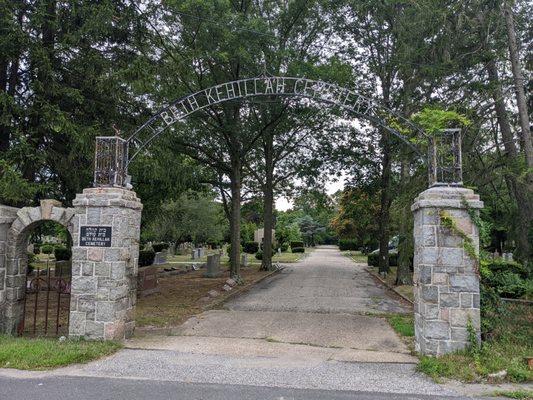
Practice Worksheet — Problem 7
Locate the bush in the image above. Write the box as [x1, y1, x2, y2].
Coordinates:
[292, 247, 305, 253]
[279, 242, 289, 252]
[338, 239, 358, 251]
[226, 243, 242, 257]
[41, 244, 54, 255]
[367, 252, 398, 267]
[290, 241, 304, 249]
[480, 259, 530, 299]
[33, 244, 40, 255]
[255, 251, 263, 260]
[54, 246, 72, 261]
[152, 243, 168, 253]
[139, 250, 155, 267]
[243, 241, 259, 254]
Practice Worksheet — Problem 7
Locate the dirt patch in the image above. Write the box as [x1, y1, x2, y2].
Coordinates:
[135, 266, 271, 328]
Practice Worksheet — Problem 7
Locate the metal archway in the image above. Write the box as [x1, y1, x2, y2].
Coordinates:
[94, 76, 460, 187]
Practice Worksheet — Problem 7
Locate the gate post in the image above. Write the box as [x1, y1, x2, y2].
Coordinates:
[69, 187, 142, 340]
[0, 205, 20, 334]
[412, 186, 483, 355]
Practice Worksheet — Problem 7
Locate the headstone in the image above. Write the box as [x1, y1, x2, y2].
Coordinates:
[225, 279, 237, 287]
[204, 254, 221, 278]
[137, 266, 160, 297]
[154, 251, 167, 265]
[222, 284, 232, 292]
[241, 253, 248, 267]
[207, 290, 219, 298]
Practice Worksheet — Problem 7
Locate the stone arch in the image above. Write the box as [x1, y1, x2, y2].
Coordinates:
[0, 200, 74, 334]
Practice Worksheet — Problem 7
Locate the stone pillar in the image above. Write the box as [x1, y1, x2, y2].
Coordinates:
[412, 186, 483, 356]
[69, 188, 142, 340]
[0, 205, 20, 334]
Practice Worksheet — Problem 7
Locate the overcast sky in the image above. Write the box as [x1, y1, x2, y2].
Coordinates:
[275, 178, 344, 211]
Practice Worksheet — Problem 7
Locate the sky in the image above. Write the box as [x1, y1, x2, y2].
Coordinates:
[275, 178, 344, 211]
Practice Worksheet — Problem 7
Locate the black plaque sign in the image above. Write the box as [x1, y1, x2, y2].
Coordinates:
[79, 226, 112, 247]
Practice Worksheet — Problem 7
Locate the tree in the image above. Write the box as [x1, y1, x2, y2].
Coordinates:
[144, 191, 226, 246]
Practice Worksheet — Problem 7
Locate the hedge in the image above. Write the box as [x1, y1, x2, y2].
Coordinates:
[54, 246, 72, 261]
[255, 251, 263, 260]
[152, 243, 169, 253]
[338, 239, 358, 251]
[243, 241, 259, 254]
[41, 244, 54, 255]
[279, 242, 289, 252]
[290, 241, 304, 249]
[367, 252, 399, 267]
[292, 247, 305, 253]
[139, 250, 156, 267]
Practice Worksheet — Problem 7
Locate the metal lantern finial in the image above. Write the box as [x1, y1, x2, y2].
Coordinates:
[428, 128, 463, 187]
[94, 136, 129, 187]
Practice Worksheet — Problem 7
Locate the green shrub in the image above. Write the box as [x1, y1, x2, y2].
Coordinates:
[41, 244, 54, 255]
[255, 251, 263, 260]
[482, 259, 528, 279]
[290, 241, 304, 249]
[152, 243, 168, 253]
[279, 242, 289, 252]
[139, 250, 155, 267]
[338, 239, 358, 251]
[54, 246, 72, 261]
[367, 252, 398, 267]
[33, 244, 40, 255]
[243, 241, 259, 254]
[226, 243, 243, 256]
[292, 247, 305, 253]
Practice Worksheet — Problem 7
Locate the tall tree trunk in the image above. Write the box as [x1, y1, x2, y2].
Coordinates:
[261, 133, 274, 271]
[487, 60, 532, 260]
[502, 1, 533, 171]
[378, 127, 392, 275]
[229, 157, 242, 280]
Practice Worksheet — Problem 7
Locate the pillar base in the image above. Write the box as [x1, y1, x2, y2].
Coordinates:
[69, 188, 142, 340]
[412, 186, 483, 356]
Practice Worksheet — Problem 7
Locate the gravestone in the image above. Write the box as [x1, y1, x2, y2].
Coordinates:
[154, 251, 166, 265]
[241, 253, 248, 267]
[137, 266, 159, 297]
[204, 254, 221, 278]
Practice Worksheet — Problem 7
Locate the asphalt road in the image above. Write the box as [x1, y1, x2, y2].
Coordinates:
[0, 376, 471, 400]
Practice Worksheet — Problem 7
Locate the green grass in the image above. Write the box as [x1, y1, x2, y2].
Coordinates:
[342, 251, 368, 264]
[387, 314, 415, 337]
[0, 336, 122, 370]
[491, 390, 533, 399]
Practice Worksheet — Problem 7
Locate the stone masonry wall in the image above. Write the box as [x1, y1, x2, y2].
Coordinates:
[69, 187, 142, 340]
[0, 205, 19, 334]
[412, 186, 483, 356]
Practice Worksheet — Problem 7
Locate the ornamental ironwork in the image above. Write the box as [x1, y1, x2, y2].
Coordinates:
[93, 76, 463, 188]
[428, 129, 463, 187]
[94, 136, 128, 187]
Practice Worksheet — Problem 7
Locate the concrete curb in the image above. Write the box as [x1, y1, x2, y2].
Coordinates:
[364, 267, 414, 306]
[203, 266, 285, 312]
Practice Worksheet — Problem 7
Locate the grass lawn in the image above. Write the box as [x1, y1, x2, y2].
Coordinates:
[490, 390, 533, 399]
[342, 250, 368, 264]
[388, 303, 532, 384]
[167, 249, 310, 265]
[0, 336, 122, 370]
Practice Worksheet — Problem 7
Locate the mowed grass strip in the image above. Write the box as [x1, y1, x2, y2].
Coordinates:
[0, 336, 122, 370]
[387, 314, 415, 337]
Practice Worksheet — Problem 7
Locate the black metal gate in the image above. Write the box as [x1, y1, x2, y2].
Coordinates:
[19, 262, 71, 337]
